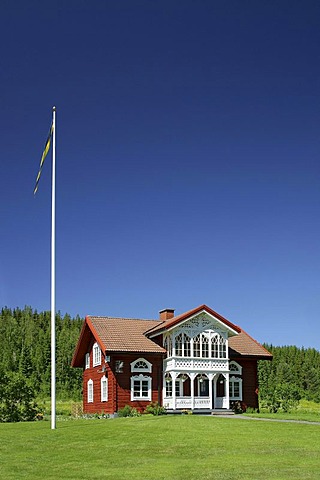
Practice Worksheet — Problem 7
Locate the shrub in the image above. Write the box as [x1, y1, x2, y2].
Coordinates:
[144, 402, 167, 416]
[117, 405, 141, 417]
[231, 401, 247, 414]
[0, 370, 39, 422]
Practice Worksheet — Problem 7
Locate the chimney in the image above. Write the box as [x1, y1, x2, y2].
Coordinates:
[159, 308, 175, 321]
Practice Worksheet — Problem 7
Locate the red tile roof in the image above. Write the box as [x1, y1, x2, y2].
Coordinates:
[88, 316, 166, 354]
[229, 328, 272, 358]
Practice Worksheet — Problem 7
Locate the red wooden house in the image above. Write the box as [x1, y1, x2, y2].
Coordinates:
[71, 304, 272, 414]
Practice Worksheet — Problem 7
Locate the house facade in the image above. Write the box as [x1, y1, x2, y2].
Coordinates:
[71, 305, 272, 414]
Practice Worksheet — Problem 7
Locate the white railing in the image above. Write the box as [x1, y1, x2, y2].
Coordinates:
[164, 397, 212, 410]
[164, 357, 228, 372]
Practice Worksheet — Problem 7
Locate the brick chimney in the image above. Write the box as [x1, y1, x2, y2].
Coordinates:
[159, 308, 175, 321]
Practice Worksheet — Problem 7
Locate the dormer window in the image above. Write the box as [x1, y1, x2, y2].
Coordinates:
[93, 342, 101, 367]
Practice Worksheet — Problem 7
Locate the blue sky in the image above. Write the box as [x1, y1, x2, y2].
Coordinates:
[1, 0, 319, 348]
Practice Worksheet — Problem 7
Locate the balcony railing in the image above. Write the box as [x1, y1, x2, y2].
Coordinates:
[164, 357, 228, 372]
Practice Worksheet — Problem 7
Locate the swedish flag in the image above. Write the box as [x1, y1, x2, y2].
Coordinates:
[33, 122, 54, 194]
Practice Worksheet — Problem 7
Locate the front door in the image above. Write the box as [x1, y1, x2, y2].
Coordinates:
[215, 374, 225, 408]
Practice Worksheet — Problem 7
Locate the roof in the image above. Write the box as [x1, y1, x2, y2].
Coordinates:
[72, 305, 272, 367]
[72, 316, 165, 366]
[229, 328, 272, 359]
[89, 316, 165, 353]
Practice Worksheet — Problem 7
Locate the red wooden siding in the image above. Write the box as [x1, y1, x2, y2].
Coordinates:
[82, 345, 164, 414]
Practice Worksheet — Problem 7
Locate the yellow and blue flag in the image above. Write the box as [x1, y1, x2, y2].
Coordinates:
[33, 122, 54, 194]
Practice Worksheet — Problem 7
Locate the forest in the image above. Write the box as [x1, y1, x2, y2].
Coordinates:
[0, 306, 320, 416]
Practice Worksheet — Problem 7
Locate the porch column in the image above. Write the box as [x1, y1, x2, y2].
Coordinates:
[190, 373, 196, 410]
[225, 372, 230, 409]
[171, 372, 177, 410]
[208, 373, 214, 410]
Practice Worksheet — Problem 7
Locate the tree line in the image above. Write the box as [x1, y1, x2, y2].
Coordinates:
[1, 306, 320, 420]
[258, 344, 320, 411]
[0, 306, 83, 402]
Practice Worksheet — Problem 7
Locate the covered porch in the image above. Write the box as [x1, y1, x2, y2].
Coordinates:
[163, 371, 230, 411]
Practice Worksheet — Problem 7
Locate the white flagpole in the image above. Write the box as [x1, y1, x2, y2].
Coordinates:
[51, 106, 56, 430]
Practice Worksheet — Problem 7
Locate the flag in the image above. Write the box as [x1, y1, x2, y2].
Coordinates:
[33, 122, 54, 194]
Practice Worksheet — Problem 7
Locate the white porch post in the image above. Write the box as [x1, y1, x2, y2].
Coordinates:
[208, 373, 214, 410]
[225, 372, 230, 409]
[171, 372, 177, 410]
[190, 373, 196, 410]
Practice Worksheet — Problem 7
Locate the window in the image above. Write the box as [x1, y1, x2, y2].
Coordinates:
[229, 361, 242, 374]
[87, 379, 93, 403]
[165, 375, 172, 397]
[101, 376, 108, 402]
[130, 375, 151, 401]
[175, 333, 183, 356]
[211, 334, 227, 358]
[164, 335, 173, 357]
[229, 376, 242, 400]
[93, 342, 101, 367]
[193, 334, 201, 357]
[85, 353, 90, 369]
[131, 358, 152, 373]
[202, 336, 209, 358]
[174, 333, 191, 357]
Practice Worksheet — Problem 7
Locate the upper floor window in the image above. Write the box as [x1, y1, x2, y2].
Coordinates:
[93, 342, 101, 367]
[164, 335, 172, 357]
[131, 358, 152, 373]
[175, 333, 191, 357]
[211, 334, 227, 359]
[87, 379, 93, 403]
[85, 353, 90, 369]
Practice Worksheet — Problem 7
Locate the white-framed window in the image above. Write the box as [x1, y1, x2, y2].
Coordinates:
[93, 342, 101, 367]
[211, 334, 227, 359]
[165, 374, 173, 397]
[229, 361, 242, 374]
[85, 353, 90, 369]
[164, 335, 173, 357]
[130, 358, 152, 373]
[229, 376, 242, 400]
[130, 374, 151, 401]
[101, 375, 108, 402]
[87, 379, 93, 403]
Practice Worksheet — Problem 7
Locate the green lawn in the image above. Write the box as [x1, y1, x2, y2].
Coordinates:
[1, 415, 319, 480]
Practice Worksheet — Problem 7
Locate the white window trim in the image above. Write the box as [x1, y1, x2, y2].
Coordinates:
[229, 376, 243, 400]
[101, 375, 108, 402]
[85, 353, 90, 369]
[87, 379, 93, 403]
[93, 342, 101, 367]
[130, 374, 152, 401]
[229, 361, 242, 374]
[130, 358, 152, 373]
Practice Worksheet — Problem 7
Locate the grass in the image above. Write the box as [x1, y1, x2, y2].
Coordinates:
[1, 415, 320, 479]
[244, 399, 320, 423]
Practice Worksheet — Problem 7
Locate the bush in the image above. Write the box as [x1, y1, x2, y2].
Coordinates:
[231, 401, 247, 414]
[0, 370, 39, 422]
[144, 402, 167, 416]
[117, 405, 141, 417]
[260, 383, 301, 413]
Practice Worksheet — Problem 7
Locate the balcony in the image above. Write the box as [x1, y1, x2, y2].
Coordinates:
[164, 356, 228, 372]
